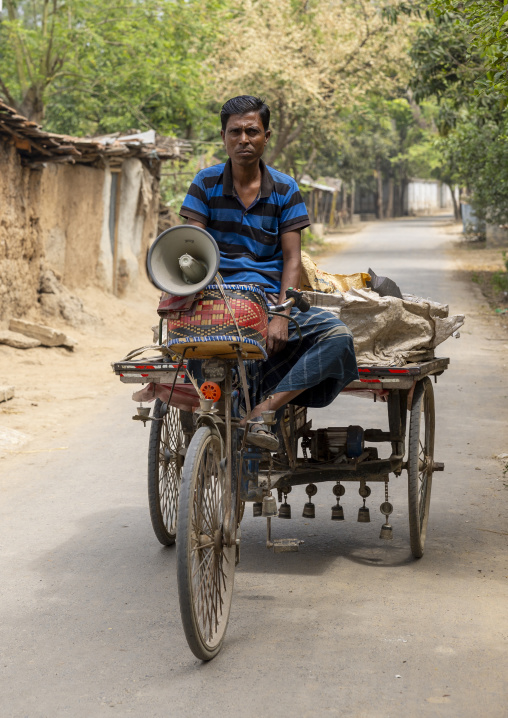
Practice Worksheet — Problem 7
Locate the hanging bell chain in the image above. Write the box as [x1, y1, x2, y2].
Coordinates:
[263, 454, 277, 517]
[306, 483, 318, 499]
[379, 480, 393, 540]
[333, 482, 345, 498]
[358, 481, 371, 499]
[278, 486, 292, 519]
[380, 481, 393, 520]
[331, 482, 345, 521]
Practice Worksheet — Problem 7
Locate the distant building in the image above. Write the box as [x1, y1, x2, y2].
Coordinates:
[403, 179, 457, 216]
[301, 174, 458, 229]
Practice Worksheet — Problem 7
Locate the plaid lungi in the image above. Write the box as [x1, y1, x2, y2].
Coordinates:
[246, 306, 358, 409]
[187, 306, 358, 410]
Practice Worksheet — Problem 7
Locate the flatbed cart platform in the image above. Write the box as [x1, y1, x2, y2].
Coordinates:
[113, 355, 449, 558]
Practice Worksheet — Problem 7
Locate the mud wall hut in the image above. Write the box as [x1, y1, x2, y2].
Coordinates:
[0, 101, 184, 322]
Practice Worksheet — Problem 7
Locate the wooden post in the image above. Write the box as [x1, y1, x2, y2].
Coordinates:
[328, 191, 337, 229]
[112, 170, 122, 296]
[350, 179, 356, 222]
[376, 162, 384, 220]
[387, 176, 394, 218]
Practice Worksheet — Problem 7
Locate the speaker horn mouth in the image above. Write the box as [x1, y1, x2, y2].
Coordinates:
[146, 225, 221, 296]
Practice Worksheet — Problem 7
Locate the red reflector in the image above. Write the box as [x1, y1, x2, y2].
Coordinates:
[120, 373, 124, 377]
[141, 373, 149, 377]
[360, 378, 381, 383]
[359, 368, 371, 373]
[388, 369, 409, 374]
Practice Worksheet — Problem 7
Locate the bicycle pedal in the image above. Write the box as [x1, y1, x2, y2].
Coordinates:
[132, 414, 151, 426]
[272, 538, 303, 553]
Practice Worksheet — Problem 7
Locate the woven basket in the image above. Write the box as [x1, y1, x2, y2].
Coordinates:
[166, 284, 268, 359]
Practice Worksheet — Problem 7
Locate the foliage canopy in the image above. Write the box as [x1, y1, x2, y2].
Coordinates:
[2, 0, 508, 223]
[0, 0, 225, 135]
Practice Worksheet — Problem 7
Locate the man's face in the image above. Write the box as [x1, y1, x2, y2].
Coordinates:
[221, 111, 271, 167]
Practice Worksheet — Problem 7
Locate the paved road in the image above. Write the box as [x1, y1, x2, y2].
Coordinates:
[1, 217, 507, 717]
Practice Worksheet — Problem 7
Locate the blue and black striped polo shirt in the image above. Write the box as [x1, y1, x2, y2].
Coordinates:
[180, 159, 310, 294]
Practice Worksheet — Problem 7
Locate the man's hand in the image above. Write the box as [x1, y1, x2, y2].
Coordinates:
[267, 314, 289, 357]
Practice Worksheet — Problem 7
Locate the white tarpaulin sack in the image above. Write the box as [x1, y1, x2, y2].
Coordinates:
[303, 288, 464, 367]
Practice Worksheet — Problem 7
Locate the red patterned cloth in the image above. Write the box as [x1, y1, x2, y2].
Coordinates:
[132, 383, 200, 412]
[157, 292, 202, 316]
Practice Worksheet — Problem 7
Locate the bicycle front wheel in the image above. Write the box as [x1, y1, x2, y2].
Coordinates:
[176, 426, 236, 660]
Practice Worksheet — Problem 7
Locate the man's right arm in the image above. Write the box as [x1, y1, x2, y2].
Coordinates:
[179, 170, 210, 226]
[185, 218, 207, 230]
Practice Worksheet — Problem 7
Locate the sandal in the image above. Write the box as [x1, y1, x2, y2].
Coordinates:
[245, 417, 279, 451]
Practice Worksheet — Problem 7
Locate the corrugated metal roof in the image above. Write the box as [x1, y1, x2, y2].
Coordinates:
[300, 175, 342, 193]
[0, 100, 188, 167]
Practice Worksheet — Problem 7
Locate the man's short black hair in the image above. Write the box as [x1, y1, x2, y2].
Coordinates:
[220, 95, 270, 132]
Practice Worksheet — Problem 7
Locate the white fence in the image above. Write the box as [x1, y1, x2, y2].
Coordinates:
[404, 180, 457, 214]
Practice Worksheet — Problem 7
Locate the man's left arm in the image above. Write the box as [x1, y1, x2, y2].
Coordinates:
[266, 230, 302, 357]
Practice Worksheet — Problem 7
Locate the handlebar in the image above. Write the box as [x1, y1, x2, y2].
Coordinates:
[268, 288, 311, 314]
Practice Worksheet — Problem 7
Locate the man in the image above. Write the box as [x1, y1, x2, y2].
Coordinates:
[180, 95, 358, 450]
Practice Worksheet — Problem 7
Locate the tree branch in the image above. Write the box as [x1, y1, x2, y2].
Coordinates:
[266, 118, 304, 165]
[5, 0, 28, 92]
[296, 146, 317, 182]
[44, 0, 58, 78]
[0, 75, 18, 109]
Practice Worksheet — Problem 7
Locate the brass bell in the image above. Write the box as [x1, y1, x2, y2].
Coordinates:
[253, 502, 263, 517]
[379, 522, 393, 540]
[357, 505, 370, 523]
[332, 483, 345, 520]
[331, 503, 344, 521]
[303, 483, 317, 518]
[262, 493, 278, 518]
[278, 502, 291, 519]
[302, 502, 316, 519]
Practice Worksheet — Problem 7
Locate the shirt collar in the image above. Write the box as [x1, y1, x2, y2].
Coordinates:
[222, 158, 274, 199]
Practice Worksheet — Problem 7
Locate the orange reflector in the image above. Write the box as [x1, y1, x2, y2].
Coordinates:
[201, 382, 221, 402]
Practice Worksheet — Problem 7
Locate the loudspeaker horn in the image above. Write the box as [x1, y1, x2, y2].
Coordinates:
[146, 225, 221, 296]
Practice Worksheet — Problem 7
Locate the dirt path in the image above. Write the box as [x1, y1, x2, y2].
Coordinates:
[0, 280, 161, 458]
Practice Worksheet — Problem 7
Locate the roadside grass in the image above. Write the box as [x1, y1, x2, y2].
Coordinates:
[492, 253, 508, 294]
[467, 248, 508, 313]
[470, 269, 508, 312]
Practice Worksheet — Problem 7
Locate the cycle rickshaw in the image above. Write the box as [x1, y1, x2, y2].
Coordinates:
[113, 226, 449, 660]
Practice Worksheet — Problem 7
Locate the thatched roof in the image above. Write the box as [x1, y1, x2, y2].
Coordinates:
[0, 100, 189, 169]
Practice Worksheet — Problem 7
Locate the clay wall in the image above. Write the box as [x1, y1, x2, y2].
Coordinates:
[109, 158, 159, 296]
[0, 137, 159, 322]
[37, 163, 105, 290]
[0, 143, 42, 321]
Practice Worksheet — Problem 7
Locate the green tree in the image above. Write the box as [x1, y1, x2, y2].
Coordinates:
[312, 95, 443, 219]
[406, 4, 508, 223]
[212, 0, 411, 174]
[0, 0, 226, 135]
[430, 0, 508, 101]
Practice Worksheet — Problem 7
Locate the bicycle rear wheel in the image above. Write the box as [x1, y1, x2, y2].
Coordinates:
[147, 400, 184, 546]
[407, 378, 435, 558]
